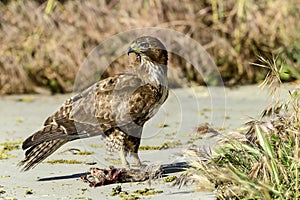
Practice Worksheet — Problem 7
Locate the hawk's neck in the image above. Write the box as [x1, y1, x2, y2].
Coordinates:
[137, 58, 168, 87]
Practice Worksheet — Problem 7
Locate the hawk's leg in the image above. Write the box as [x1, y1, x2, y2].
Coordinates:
[119, 148, 130, 168]
[131, 152, 141, 166]
[119, 148, 141, 168]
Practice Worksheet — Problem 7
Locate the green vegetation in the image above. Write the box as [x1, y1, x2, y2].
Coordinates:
[0, 0, 299, 94]
[110, 185, 163, 200]
[163, 175, 177, 183]
[0, 141, 21, 160]
[16, 97, 35, 103]
[44, 159, 85, 164]
[138, 146, 162, 151]
[139, 140, 182, 150]
[76, 151, 94, 155]
[0, 141, 21, 151]
[184, 59, 300, 199]
[132, 188, 163, 196]
[110, 185, 123, 197]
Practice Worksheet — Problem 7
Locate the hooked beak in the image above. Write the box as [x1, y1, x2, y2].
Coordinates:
[127, 43, 140, 55]
[127, 46, 134, 55]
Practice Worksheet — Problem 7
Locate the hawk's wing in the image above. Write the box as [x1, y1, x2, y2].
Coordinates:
[22, 73, 163, 150]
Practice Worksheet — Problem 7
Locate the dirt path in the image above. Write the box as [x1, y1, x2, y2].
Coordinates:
[0, 85, 287, 199]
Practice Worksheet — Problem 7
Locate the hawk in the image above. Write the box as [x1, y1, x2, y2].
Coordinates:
[18, 36, 168, 171]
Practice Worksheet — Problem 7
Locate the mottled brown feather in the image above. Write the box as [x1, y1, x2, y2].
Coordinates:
[19, 36, 168, 171]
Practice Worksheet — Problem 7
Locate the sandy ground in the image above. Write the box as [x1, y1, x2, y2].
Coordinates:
[0, 85, 291, 200]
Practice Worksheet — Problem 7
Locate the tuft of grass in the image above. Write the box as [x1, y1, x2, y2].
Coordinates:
[76, 151, 94, 155]
[16, 97, 35, 103]
[44, 159, 85, 165]
[0, 141, 21, 151]
[138, 146, 163, 151]
[110, 185, 123, 197]
[0, 141, 21, 160]
[251, 55, 283, 98]
[163, 175, 177, 183]
[139, 140, 182, 151]
[186, 97, 300, 199]
[132, 188, 163, 196]
[110, 185, 163, 200]
[182, 56, 300, 199]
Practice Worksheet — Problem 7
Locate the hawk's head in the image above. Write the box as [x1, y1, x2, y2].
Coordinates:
[128, 36, 168, 66]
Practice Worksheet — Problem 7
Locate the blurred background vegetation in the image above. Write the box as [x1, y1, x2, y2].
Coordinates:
[0, 0, 299, 94]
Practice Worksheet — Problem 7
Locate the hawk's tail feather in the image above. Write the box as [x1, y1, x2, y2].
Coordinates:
[22, 124, 73, 150]
[18, 139, 68, 171]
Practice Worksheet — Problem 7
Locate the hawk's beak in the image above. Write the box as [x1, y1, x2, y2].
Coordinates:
[127, 43, 140, 55]
[127, 46, 134, 55]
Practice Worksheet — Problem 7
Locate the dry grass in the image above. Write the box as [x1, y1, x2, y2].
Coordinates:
[179, 55, 300, 199]
[179, 96, 300, 199]
[0, 0, 299, 94]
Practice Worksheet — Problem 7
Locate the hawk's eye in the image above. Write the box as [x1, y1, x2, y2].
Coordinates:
[140, 42, 150, 49]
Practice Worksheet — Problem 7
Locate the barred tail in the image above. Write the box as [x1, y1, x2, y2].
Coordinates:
[18, 139, 68, 171]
